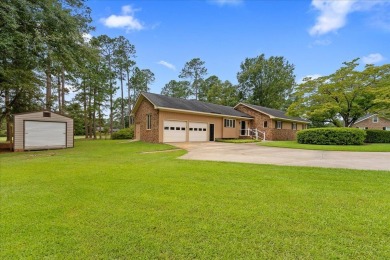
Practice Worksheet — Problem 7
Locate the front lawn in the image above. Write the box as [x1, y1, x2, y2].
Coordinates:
[259, 140, 390, 152]
[1, 140, 389, 258]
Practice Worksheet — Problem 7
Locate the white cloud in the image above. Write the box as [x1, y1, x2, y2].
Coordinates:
[298, 74, 322, 84]
[157, 61, 176, 71]
[100, 5, 144, 32]
[82, 33, 92, 43]
[309, 0, 356, 36]
[209, 0, 243, 6]
[312, 39, 332, 46]
[362, 53, 385, 64]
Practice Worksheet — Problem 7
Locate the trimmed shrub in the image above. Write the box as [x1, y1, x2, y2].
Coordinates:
[297, 128, 366, 145]
[365, 130, 390, 143]
[111, 127, 134, 140]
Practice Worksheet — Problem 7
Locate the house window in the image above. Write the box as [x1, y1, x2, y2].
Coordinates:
[146, 114, 152, 130]
[263, 121, 268, 128]
[224, 119, 235, 128]
[365, 127, 368, 130]
[43, 112, 51, 117]
[384, 127, 390, 131]
[292, 123, 297, 130]
[372, 116, 379, 123]
[276, 121, 282, 129]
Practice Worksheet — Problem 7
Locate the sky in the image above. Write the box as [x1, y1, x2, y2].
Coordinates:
[86, 0, 390, 94]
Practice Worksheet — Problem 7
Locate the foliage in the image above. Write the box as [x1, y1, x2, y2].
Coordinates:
[199, 76, 240, 106]
[179, 58, 208, 100]
[237, 54, 295, 109]
[297, 128, 366, 145]
[1, 140, 390, 258]
[288, 59, 390, 127]
[365, 130, 390, 143]
[161, 80, 191, 99]
[259, 140, 390, 152]
[111, 127, 134, 139]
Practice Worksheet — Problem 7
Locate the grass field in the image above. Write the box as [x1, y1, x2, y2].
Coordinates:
[259, 140, 390, 152]
[1, 140, 389, 258]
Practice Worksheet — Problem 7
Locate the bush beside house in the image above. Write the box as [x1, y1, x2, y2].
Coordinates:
[365, 130, 390, 143]
[297, 128, 366, 145]
[111, 127, 134, 140]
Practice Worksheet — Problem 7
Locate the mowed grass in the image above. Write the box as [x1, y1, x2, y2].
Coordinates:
[259, 140, 390, 152]
[1, 140, 389, 259]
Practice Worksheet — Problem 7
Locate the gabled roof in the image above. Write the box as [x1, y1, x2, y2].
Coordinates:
[234, 103, 310, 123]
[354, 113, 390, 124]
[134, 92, 253, 119]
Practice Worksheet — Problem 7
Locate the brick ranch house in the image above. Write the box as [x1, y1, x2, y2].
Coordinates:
[133, 92, 309, 143]
[352, 114, 390, 130]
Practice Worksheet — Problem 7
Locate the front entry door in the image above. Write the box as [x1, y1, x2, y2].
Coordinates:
[241, 121, 246, 136]
[209, 124, 215, 141]
[135, 124, 141, 140]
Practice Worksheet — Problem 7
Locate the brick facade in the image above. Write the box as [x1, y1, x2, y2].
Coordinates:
[235, 104, 305, 141]
[134, 98, 159, 143]
[352, 116, 390, 130]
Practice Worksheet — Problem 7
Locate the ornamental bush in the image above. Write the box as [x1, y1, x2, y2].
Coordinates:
[365, 130, 390, 143]
[111, 126, 134, 140]
[297, 128, 366, 145]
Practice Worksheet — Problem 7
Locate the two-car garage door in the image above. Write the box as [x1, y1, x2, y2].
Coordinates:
[163, 120, 208, 142]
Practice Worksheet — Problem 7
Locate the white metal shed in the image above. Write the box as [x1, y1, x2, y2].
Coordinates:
[13, 111, 74, 152]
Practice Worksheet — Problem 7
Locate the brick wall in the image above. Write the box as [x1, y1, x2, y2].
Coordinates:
[134, 98, 159, 143]
[353, 116, 390, 130]
[235, 104, 299, 141]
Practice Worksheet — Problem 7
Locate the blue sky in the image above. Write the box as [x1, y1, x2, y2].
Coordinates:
[86, 0, 390, 94]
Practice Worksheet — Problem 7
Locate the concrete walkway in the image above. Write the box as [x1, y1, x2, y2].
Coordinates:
[170, 142, 390, 171]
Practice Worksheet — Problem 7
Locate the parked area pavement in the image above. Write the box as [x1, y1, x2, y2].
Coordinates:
[170, 142, 390, 171]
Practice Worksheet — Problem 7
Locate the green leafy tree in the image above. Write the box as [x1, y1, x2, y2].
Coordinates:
[199, 76, 239, 106]
[179, 58, 208, 100]
[288, 59, 390, 127]
[161, 80, 191, 99]
[130, 67, 155, 101]
[237, 54, 295, 109]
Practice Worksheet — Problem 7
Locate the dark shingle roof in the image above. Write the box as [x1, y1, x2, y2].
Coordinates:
[142, 92, 252, 118]
[239, 103, 310, 123]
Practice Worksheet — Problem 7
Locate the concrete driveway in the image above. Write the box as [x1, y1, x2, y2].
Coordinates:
[170, 142, 390, 171]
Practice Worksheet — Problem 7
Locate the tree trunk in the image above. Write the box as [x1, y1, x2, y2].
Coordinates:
[61, 68, 66, 112]
[5, 90, 11, 142]
[57, 75, 61, 113]
[83, 82, 88, 139]
[120, 68, 124, 129]
[127, 70, 131, 127]
[46, 61, 52, 110]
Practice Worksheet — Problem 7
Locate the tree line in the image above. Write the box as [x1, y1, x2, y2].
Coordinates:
[1, 1, 389, 140]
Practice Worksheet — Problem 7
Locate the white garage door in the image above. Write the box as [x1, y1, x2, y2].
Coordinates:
[25, 121, 66, 149]
[163, 121, 186, 142]
[189, 122, 207, 142]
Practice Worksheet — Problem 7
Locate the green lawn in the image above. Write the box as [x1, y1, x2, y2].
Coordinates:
[259, 140, 390, 152]
[1, 140, 389, 258]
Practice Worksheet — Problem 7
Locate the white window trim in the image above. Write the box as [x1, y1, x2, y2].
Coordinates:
[276, 121, 282, 129]
[224, 119, 235, 128]
[292, 123, 297, 130]
[372, 116, 379, 123]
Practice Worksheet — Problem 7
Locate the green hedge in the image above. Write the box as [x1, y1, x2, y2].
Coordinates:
[111, 127, 134, 140]
[365, 130, 390, 143]
[297, 128, 366, 145]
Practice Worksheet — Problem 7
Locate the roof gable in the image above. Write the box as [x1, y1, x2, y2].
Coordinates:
[235, 103, 309, 123]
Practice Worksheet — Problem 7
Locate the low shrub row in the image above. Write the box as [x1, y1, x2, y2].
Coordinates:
[297, 128, 366, 145]
[365, 130, 390, 143]
[111, 127, 134, 140]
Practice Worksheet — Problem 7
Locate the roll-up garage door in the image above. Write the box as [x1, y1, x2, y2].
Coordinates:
[163, 121, 186, 142]
[189, 122, 207, 142]
[25, 121, 66, 149]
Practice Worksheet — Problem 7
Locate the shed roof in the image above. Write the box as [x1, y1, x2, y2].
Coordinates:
[136, 92, 253, 119]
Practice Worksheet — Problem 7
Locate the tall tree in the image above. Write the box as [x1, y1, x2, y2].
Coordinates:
[161, 80, 191, 99]
[288, 59, 390, 127]
[130, 67, 155, 101]
[200, 76, 239, 106]
[237, 54, 295, 109]
[179, 58, 207, 100]
[114, 36, 136, 129]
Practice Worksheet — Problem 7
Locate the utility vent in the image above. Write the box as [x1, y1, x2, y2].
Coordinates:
[43, 112, 51, 117]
